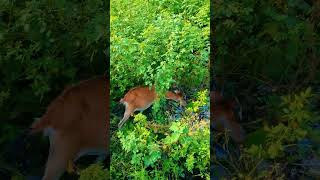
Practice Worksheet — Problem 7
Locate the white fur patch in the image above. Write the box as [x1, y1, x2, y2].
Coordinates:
[44, 127, 55, 147]
[136, 101, 154, 111]
[123, 101, 128, 109]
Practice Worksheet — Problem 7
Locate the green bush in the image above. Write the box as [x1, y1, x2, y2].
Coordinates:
[110, 1, 209, 178]
[213, 88, 320, 179]
[0, 0, 108, 122]
[110, 0, 209, 100]
[111, 90, 210, 179]
[214, 0, 320, 87]
[79, 163, 109, 180]
[0, 0, 108, 178]
[212, 1, 320, 178]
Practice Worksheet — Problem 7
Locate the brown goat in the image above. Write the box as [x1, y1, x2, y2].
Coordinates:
[211, 91, 245, 143]
[118, 86, 186, 128]
[30, 75, 109, 180]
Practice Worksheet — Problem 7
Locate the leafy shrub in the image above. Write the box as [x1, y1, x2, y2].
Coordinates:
[111, 90, 210, 179]
[110, 0, 209, 100]
[79, 163, 109, 180]
[213, 0, 320, 88]
[0, 0, 108, 178]
[212, 1, 320, 178]
[213, 88, 320, 179]
[0, 0, 108, 123]
[110, 1, 209, 178]
[246, 88, 318, 158]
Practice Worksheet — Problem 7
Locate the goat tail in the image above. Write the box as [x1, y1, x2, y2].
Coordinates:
[119, 98, 124, 103]
[29, 116, 50, 134]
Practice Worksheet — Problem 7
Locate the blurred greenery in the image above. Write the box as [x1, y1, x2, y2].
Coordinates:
[214, 0, 320, 87]
[212, 0, 320, 179]
[0, 0, 108, 179]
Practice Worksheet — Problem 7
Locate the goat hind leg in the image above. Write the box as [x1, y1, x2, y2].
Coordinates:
[118, 107, 134, 128]
[42, 136, 78, 180]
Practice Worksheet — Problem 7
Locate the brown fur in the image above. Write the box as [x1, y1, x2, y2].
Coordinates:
[118, 86, 186, 128]
[30, 75, 109, 180]
[211, 91, 245, 143]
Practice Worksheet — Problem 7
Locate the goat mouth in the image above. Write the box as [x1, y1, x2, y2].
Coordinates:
[180, 102, 187, 107]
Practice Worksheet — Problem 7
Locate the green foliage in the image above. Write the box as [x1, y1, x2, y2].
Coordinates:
[111, 91, 210, 179]
[213, 1, 320, 177]
[241, 88, 319, 178]
[212, 88, 319, 179]
[186, 90, 208, 113]
[110, 1, 209, 178]
[110, 0, 209, 100]
[0, 123, 20, 144]
[214, 0, 320, 87]
[280, 87, 314, 126]
[10, 175, 24, 180]
[0, 0, 107, 122]
[0, 0, 108, 178]
[79, 163, 109, 180]
[254, 88, 316, 159]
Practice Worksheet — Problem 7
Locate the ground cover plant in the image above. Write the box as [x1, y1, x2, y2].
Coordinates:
[110, 0, 210, 179]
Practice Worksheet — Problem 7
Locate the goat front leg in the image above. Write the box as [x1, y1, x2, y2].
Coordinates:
[118, 106, 135, 128]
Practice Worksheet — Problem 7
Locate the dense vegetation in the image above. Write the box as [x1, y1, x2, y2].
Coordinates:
[212, 0, 320, 179]
[1, 0, 319, 179]
[0, 0, 108, 179]
[110, 0, 210, 179]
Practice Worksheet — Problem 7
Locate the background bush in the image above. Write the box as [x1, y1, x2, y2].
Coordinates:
[0, 0, 108, 178]
[212, 0, 320, 179]
[214, 0, 320, 88]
